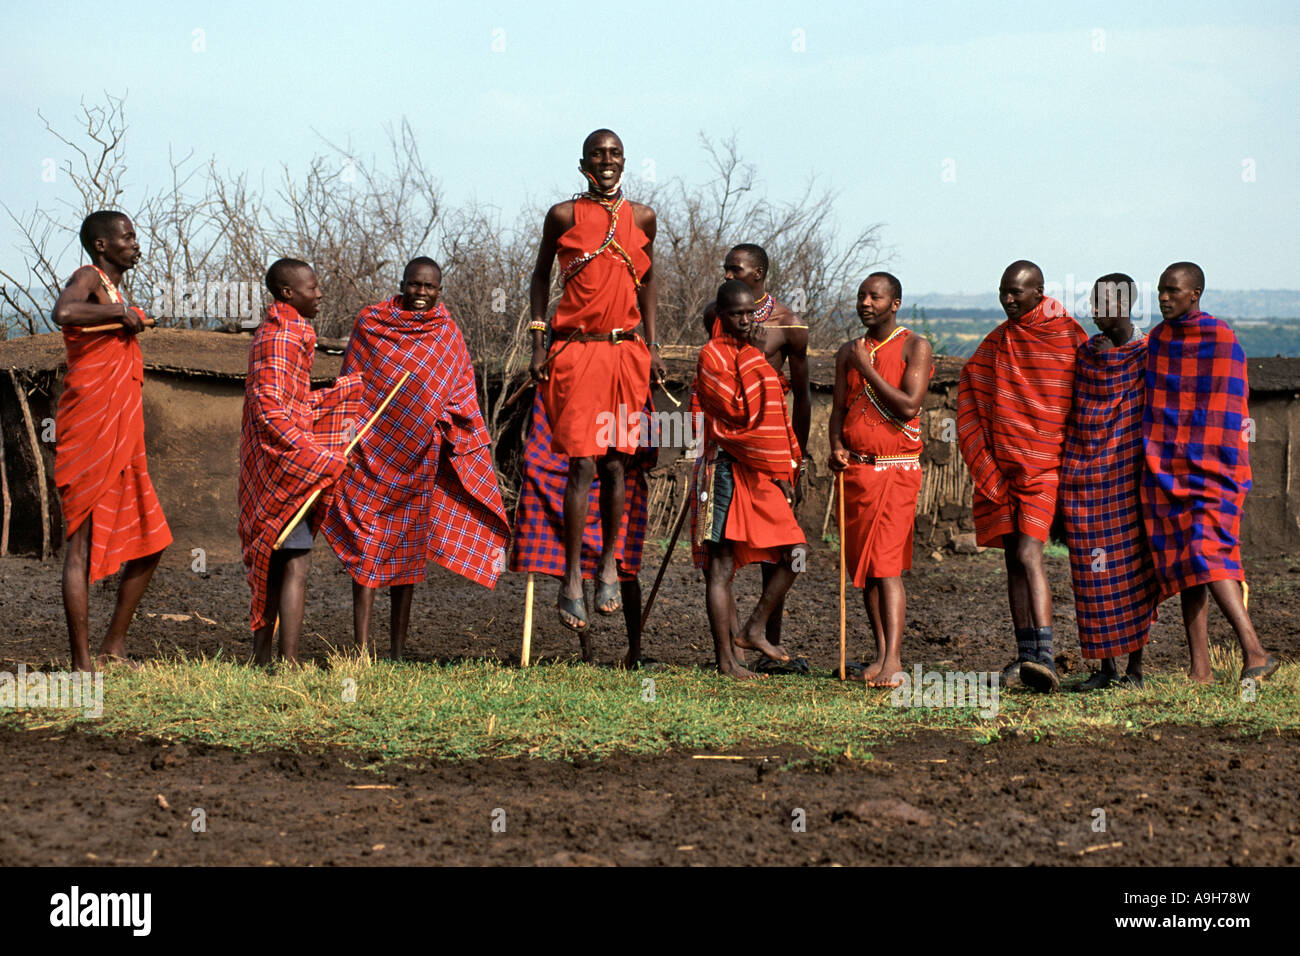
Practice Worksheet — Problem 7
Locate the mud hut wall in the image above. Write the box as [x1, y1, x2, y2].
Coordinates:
[141, 376, 246, 564]
[1, 369, 61, 557]
[1239, 388, 1300, 555]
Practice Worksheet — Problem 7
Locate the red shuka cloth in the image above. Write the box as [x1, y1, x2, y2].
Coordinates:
[957, 297, 1087, 546]
[542, 197, 652, 458]
[1141, 310, 1252, 602]
[53, 270, 171, 582]
[320, 297, 509, 589]
[692, 334, 803, 568]
[838, 329, 929, 582]
[237, 301, 362, 629]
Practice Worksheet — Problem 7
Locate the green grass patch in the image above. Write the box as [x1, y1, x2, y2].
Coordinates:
[2, 644, 1295, 764]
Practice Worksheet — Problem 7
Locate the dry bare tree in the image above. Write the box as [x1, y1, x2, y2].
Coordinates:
[634, 133, 890, 348]
[1, 93, 130, 335]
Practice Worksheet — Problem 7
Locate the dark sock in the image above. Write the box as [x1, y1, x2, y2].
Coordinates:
[1034, 626, 1055, 664]
[1015, 627, 1036, 662]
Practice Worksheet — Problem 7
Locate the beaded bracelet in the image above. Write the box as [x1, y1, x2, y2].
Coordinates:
[527, 320, 547, 334]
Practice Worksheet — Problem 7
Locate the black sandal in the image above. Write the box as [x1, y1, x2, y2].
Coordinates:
[595, 579, 622, 615]
[557, 591, 588, 631]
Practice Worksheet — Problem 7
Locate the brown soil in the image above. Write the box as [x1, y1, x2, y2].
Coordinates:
[1, 544, 1297, 866]
[1, 724, 1295, 866]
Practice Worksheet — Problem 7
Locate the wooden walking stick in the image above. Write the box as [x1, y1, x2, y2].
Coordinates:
[520, 573, 535, 667]
[501, 324, 585, 409]
[640, 492, 693, 631]
[837, 471, 847, 681]
[273, 371, 411, 549]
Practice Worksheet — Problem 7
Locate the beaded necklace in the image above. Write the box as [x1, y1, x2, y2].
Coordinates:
[752, 292, 775, 324]
[91, 265, 123, 303]
[856, 326, 920, 441]
[559, 192, 642, 290]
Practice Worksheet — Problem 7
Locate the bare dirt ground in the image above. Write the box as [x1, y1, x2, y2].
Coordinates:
[1, 543, 1297, 866]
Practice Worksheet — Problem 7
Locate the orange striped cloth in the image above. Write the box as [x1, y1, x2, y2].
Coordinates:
[53, 267, 171, 582]
[957, 297, 1087, 546]
[692, 333, 803, 567]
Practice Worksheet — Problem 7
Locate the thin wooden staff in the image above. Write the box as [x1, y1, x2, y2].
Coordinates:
[837, 471, 847, 681]
[640, 491, 693, 631]
[520, 573, 536, 667]
[655, 380, 682, 408]
[273, 371, 411, 549]
[82, 316, 157, 333]
[501, 324, 585, 409]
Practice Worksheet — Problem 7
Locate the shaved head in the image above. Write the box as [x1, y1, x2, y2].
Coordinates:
[717, 278, 753, 308]
[729, 243, 769, 275]
[1164, 261, 1205, 292]
[79, 210, 129, 254]
[403, 256, 442, 282]
[583, 128, 622, 153]
[265, 257, 311, 297]
[1002, 259, 1044, 289]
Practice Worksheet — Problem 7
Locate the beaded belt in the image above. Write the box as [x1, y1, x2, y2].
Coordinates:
[848, 450, 920, 467]
[552, 327, 640, 344]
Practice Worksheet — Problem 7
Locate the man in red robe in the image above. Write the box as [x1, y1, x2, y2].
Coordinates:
[321, 258, 510, 658]
[693, 280, 802, 679]
[698, 244, 811, 669]
[528, 129, 666, 632]
[238, 259, 361, 665]
[51, 211, 172, 671]
[828, 273, 933, 686]
[957, 260, 1087, 692]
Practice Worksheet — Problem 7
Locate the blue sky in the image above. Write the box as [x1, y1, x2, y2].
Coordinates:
[2, 0, 1297, 299]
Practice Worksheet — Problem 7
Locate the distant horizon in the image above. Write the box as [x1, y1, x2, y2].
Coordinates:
[2, 1, 1296, 298]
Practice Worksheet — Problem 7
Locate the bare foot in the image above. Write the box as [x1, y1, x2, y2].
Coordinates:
[1188, 669, 1214, 684]
[733, 625, 790, 663]
[71, 654, 95, 674]
[95, 653, 140, 671]
[719, 660, 763, 680]
[872, 658, 902, 685]
[855, 659, 885, 683]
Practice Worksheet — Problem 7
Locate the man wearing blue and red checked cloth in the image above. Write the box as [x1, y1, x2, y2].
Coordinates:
[320, 259, 509, 658]
[1060, 274, 1158, 691]
[1141, 262, 1278, 685]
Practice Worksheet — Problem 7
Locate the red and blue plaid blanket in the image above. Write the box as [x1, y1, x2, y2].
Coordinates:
[320, 297, 509, 589]
[1060, 334, 1158, 658]
[509, 392, 655, 580]
[238, 301, 361, 628]
[1141, 310, 1252, 601]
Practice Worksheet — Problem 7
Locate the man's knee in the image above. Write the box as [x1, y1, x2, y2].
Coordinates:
[569, 456, 597, 484]
[706, 547, 733, 580]
[1015, 535, 1044, 569]
[283, 551, 312, 582]
[596, 452, 627, 481]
